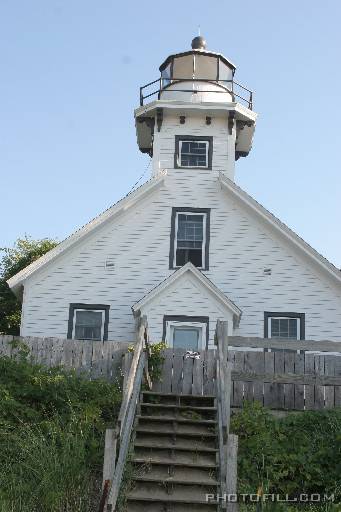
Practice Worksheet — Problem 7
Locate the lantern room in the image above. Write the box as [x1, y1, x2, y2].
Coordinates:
[158, 36, 236, 104]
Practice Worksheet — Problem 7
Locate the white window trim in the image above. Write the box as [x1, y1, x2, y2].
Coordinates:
[268, 316, 300, 340]
[174, 211, 207, 269]
[72, 308, 105, 341]
[165, 320, 207, 350]
[178, 140, 209, 169]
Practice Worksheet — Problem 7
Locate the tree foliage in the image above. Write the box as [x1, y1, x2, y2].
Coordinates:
[0, 236, 58, 335]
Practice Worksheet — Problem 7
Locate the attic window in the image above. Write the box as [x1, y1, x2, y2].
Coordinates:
[169, 207, 210, 270]
[67, 303, 110, 341]
[175, 136, 213, 169]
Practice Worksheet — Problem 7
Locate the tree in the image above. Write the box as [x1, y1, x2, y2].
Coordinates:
[0, 236, 58, 335]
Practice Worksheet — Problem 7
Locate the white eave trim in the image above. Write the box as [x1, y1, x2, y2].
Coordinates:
[132, 261, 242, 321]
[135, 101, 257, 123]
[219, 173, 341, 285]
[7, 172, 167, 293]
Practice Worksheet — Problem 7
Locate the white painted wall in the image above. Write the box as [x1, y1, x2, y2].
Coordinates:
[21, 169, 341, 344]
[152, 111, 235, 179]
[139, 271, 235, 347]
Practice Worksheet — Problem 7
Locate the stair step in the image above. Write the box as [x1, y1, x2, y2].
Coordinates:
[132, 462, 217, 484]
[140, 403, 216, 421]
[132, 458, 217, 469]
[137, 414, 216, 426]
[126, 502, 217, 512]
[133, 447, 217, 467]
[136, 425, 216, 438]
[127, 481, 218, 504]
[133, 475, 218, 486]
[141, 403, 216, 412]
[143, 391, 216, 399]
[134, 438, 218, 452]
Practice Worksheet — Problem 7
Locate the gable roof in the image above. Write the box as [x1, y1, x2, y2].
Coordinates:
[132, 261, 242, 325]
[7, 169, 341, 296]
[218, 173, 341, 286]
[7, 172, 166, 295]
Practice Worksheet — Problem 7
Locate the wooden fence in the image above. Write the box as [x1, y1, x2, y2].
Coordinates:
[0, 335, 130, 382]
[152, 336, 341, 411]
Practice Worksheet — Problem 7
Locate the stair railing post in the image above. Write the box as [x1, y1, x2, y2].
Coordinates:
[226, 434, 239, 512]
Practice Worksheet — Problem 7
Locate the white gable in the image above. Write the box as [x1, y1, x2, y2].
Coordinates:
[133, 262, 241, 345]
[13, 169, 341, 344]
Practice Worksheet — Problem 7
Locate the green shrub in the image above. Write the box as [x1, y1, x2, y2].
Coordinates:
[231, 401, 341, 508]
[0, 355, 121, 511]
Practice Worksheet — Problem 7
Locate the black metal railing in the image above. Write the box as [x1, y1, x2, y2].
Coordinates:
[139, 77, 253, 110]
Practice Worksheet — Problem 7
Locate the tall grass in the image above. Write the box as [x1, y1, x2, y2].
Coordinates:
[0, 353, 122, 512]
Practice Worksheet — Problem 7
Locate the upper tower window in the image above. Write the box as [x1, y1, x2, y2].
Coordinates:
[175, 136, 213, 169]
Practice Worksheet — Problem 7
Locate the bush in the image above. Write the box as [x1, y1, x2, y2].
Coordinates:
[231, 401, 341, 508]
[0, 355, 121, 511]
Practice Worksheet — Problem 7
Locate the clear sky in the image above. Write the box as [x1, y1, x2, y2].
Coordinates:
[0, 0, 340, 267]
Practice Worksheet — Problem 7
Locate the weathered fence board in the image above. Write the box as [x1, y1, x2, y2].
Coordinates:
[0, 335, 130, 382]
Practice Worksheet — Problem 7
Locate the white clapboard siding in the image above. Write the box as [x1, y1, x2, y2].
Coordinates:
[153, 112, 231, 178]
[22, 169, 341, 344]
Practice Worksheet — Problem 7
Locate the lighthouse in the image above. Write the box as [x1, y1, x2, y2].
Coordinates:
[135, 36, 257, 180]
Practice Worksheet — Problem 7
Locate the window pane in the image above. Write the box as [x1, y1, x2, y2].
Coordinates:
[180, 140, 208, 168]
[173, 327, 200, 350]
[75, 310, 102, 340]
[271, 317, 298, 339]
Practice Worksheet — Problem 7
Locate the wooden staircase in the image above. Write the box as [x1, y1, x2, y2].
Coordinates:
[127, 391, 219, 511]
[101, 319, 238, 512]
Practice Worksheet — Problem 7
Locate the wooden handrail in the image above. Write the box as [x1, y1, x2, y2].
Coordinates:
[100, 315, 150, 512]
[216, 320, 238, 511]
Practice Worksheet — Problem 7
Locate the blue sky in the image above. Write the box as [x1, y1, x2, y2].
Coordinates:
[0, 0, 340, 267]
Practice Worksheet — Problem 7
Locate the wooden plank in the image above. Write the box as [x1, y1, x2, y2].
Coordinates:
[263, 351, 275, 408]
[294, 352, 305, 410]
[273, 351, 285, 409]
[102, 428, 117, 489]
[231, 371, 341, 386]
[182, 356, 194, 395]
[192, 354, 204, 395]
[232, 351, 244, 407]
[334, 358, 341, 407]
[161, 350, 174, 394]
[284, 351, 295, 410]
[324, 356, 335, 409]
[304, 353, 315, 410]
[314, 355, 325, 410]
[203, 348, 216, 395]
[226, 434, 238, 512]
[243, 351, 254, 403]
[228, 336, 341, 353]
[171, 348, 185, 394]
[80, 340, 94, 380]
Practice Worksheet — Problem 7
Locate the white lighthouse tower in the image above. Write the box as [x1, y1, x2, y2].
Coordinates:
[135, 36, 257, 180]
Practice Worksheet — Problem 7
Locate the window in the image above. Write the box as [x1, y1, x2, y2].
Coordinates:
[264, 312, 305, 340]
[169, 207, 210, 270]
[175, 136, 213, 169]
[163, 315, 209, 350]
[67, 304, 110, 341]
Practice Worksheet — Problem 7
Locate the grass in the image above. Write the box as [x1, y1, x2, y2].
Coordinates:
[0, 351, 122, 512]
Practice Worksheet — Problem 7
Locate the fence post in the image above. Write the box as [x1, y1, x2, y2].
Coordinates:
[226, 434, 239, 512]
